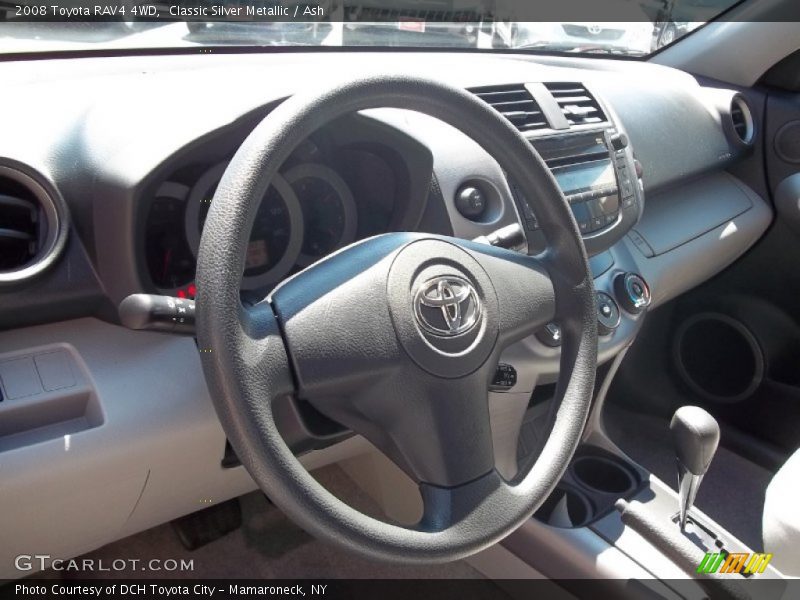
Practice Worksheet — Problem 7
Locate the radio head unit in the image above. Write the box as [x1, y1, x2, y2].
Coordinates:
[517, 129, 642, 256]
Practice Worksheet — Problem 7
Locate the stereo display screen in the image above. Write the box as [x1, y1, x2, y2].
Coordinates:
[552, 159, 616, 196]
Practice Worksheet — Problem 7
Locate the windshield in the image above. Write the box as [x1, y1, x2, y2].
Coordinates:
[0, 1, 743, 57]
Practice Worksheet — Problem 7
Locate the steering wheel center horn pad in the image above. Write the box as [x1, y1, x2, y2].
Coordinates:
[195, 73, 597, 563]
[388, 238, 499, 378]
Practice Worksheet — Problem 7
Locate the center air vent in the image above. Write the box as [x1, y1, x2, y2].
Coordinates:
[471, 84, 549, 133]
[0, 164, 68, 286]
[545, 82, 607, 127]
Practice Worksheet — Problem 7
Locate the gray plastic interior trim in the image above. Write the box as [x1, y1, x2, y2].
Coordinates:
[361, 109, 523, 241]
[633, 172, 754, 256]
[625, 175, 772, 308]
[0, 319, 371, 578]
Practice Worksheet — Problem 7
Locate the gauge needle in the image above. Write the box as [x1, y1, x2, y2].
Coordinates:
[162, 247, 172, 282]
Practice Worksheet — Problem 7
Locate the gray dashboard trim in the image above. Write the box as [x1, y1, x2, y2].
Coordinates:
[0, 318, 371, 578]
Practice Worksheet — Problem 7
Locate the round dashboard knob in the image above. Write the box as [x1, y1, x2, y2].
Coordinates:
[596, 291, 621, 335]
[614, 272, 651, 315]
[610, 132, 629, 151]
[455, 185, 487, 219]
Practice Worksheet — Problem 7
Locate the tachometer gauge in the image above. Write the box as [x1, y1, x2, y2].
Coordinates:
[285, 164, 357, 267]
[185, 163, 304, 290]
[145, 182, 194, 292]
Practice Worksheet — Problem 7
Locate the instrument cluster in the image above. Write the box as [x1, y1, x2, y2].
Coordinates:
[143, 137, 398, 298]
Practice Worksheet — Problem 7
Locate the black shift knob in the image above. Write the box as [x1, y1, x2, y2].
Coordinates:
[670, 406, 720, 476]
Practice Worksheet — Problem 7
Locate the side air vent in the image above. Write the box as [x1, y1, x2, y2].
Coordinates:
[545, 82, 607, 127]
[0, 164, 68, 286]
[471, 84, 549, 132]
[730, 96, 754, 145]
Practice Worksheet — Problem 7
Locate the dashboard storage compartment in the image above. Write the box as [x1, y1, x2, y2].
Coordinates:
[0, 345, 102, 452]
[631, 172, 753, 257]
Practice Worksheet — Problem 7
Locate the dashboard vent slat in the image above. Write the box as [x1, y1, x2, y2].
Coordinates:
[470, 84, 549, 132]
[545, 82, 607, 127]
[0, 228, 34, 241]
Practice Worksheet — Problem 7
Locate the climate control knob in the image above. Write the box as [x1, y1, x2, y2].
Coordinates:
[596, 291, 621, 335]
[614, 272, 651, 315]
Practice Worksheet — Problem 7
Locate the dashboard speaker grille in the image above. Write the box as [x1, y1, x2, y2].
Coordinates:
[470, 84, 549, 133]
[545, 82, 607, 127]
[775, 120, 800, 163]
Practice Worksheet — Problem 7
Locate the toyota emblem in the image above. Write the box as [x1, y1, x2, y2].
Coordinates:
[413, 276, 482, 337]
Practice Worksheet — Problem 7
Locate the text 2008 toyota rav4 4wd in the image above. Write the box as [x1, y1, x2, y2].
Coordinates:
[1, 1, 800, 598]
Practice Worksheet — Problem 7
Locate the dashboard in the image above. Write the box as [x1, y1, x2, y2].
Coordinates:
[137, 78, 649, 309]
[0, 52, 766, 324]
[0, 50, 774, 576]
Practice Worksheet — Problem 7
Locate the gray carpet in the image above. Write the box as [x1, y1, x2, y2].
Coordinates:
[45, 466, 483, 580]
[604, 405, 772, 551]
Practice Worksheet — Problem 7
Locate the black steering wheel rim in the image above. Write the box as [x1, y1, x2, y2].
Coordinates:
[196, 74, 597, 563]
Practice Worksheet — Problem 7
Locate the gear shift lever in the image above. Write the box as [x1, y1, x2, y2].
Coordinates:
[670, 406, 720, 531]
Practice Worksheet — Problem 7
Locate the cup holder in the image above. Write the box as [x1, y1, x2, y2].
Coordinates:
[571, 455, 637, 497]
[534, 484, 594, 529]
[534, 449, 640, 528]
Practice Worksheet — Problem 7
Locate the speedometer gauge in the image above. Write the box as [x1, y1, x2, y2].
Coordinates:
[185, 162, 304, 290]
[285, 164, 357, 267]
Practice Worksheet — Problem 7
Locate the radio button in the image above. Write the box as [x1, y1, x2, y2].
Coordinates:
[571, 201, 590, 222]
[621, 180, 634, 198]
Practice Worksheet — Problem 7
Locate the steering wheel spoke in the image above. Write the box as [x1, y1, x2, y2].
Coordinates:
[465, 242, 557, 348]
[356, 370, 496, 488]
[419, 470, 510, 532]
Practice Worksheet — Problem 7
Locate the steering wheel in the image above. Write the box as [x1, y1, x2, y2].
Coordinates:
[195, 75, 598, 563]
